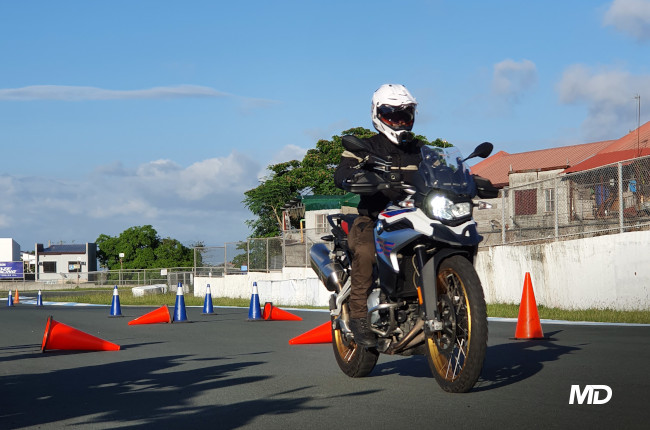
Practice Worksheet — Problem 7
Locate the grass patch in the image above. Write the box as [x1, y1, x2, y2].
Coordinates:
[45, 291, 250, 308]
[488, 303, 650, 324]
[42, 290, 649, 324]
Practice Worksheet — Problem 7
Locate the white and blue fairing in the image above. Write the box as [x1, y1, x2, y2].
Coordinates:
[374, 145, 481, 273]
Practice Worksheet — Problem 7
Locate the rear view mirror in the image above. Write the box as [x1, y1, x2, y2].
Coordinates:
[463, 142, 493, 162]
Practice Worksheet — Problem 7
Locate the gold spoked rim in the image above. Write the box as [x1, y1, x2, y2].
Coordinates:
[334, 327, 358, 363]
[427, 268, 471, 382]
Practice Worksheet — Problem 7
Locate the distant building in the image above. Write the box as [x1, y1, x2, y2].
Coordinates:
[35, 243, 97, 282]
[282, 193, 360, 242]
[0, 238, 21, 262]
[471, 120, 650, 188]
[21, 252, 36, 276]
[0, 238, 22, 280]
[470, 122, 650, 237]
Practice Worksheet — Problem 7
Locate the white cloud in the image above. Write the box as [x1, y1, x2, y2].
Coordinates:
[256, 144, 309, 181]
[268, 144, 308, 166]
[0, 214, 10, 228]
[0, 85, 279, 110]
[556, 64, 650, 140]
[603, 0, 650, 41]
[0, 85, 230, 101]
[492, 59, 538, 102]
[0, 152, 261, 248]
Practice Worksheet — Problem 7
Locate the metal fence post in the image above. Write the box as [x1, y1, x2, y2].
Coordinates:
[282, 231, 287, 267]
[501, 189, 507, 244]
[554, 176, 559, 239]
[223, 246, 227, 276]
[618, 161, 624, 233]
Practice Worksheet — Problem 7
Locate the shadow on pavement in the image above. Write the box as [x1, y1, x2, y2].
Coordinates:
[475, 330, 580, 391]
[1, 354, 317, 429]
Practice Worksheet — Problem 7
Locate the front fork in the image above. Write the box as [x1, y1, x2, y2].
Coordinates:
[414, 245, 444, 333]
[416, 245, 475, 333]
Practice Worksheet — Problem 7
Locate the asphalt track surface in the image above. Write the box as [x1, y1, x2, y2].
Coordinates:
[1, 301, 648, 429]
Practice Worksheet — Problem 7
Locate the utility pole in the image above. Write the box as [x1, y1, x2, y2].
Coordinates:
[635, 94, 641, 157]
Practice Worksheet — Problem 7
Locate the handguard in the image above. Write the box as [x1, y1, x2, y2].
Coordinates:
[474, 175, 499, 199]
[343, 171, 389, 195]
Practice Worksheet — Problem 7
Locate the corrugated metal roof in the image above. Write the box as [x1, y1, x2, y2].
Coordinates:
[564, 148, 650, 173]
[471, 140, 614, 187]
[301, 193, 359, 211]
[599, 121, 650, 153]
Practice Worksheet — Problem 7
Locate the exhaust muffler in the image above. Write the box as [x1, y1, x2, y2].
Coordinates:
[310, 243, 345, 292]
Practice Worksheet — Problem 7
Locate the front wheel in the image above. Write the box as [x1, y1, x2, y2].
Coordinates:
[332, 313, 378, 377]
[425, 255, 487, 393]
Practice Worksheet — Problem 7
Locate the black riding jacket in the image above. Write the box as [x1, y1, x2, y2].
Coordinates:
[334, 133, 423, 219]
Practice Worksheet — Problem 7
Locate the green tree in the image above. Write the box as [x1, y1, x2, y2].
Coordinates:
[96, 225, 194, 270]
[243, 128, 447, 237]
[154, 238, 194, 268]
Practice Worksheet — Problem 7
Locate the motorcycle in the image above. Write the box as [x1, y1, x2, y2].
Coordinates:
[310, 135, 497, 393]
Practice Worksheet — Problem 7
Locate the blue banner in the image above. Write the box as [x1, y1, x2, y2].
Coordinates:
[0, 262, 23, 279]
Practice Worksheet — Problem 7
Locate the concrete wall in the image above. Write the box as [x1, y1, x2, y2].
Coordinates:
[475, 230, 650, 311]
[195, 267, 330, 307]
[195, 230, 650, 311]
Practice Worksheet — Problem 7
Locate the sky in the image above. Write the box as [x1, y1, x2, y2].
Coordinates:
[1, 0, 650, 252]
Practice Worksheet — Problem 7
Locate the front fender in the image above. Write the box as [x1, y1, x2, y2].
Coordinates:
[420, 248, 472, 321]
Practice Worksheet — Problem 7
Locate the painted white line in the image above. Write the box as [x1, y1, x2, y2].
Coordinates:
[488, 317, 649, 327]
[5, 298, 648, 326]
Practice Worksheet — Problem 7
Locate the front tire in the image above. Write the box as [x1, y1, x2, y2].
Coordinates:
[425, 255, 487, 393]
[332, 313, 378, 377]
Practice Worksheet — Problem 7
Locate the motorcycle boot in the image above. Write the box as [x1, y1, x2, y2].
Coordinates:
[349, 318, 376, 348]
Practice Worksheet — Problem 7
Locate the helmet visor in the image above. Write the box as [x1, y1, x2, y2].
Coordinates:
[377, 104, 415, 131]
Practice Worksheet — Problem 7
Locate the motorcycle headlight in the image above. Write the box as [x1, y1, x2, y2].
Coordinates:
[424, 194, 472, 222]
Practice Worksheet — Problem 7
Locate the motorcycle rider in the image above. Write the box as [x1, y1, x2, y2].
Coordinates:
[334, 84, 423, 347]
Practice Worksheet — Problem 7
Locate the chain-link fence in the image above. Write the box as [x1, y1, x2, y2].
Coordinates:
[194, 231, 326, 276]
[24, 268, 194, 288]
[193, 154, 650, 273]
[476, 154, 650, 246]
[195, 237, 283, 276]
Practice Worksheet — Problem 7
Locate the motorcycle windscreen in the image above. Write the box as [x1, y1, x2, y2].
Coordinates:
[418, 146, 477, 198]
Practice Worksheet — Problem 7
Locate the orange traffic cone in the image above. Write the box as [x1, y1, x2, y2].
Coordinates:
[14, 289, 19, 304]
[263, 302, 302, 321]
[128, 305, 171, 325]
[289, 321, 332, 345]
[514, 272, 545, 339]
[41, 316, 120, 352]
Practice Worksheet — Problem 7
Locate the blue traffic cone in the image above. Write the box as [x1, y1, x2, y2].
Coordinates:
[247, 282, 262, 321]
[202, 284, 214, 314]
[7, 290, 13, 307]
[172, 282, 188, 322]
[109, 285, 122, 317]
[36, 290, 43, 307]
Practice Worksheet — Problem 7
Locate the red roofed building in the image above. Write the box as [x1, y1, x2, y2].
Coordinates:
[472, 140, 614, 188]
[472, 121, 650, 187]
[470, 122, 650, 244]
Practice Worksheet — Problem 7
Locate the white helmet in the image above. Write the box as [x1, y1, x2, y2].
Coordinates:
[371, 84, 417, 144]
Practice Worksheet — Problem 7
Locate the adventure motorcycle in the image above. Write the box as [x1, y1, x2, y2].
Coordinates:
[310, 136, 497, 393]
